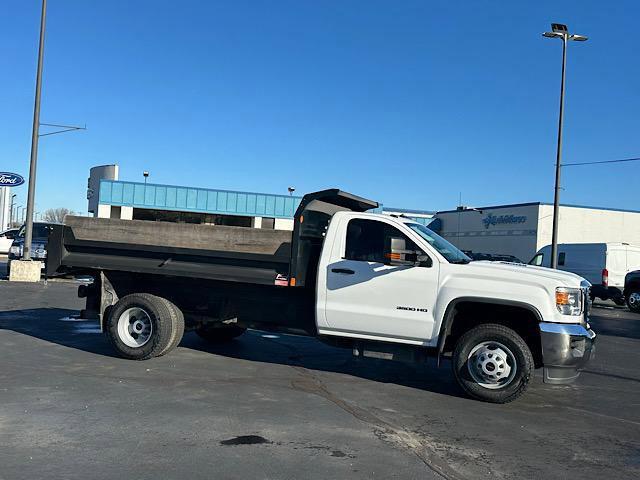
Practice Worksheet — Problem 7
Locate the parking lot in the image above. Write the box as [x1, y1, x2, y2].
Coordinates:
[0, 255, 639, 480]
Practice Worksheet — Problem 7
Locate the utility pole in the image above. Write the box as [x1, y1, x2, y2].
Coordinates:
[543, 23, 588, 268]
[23, 0, 47, 261]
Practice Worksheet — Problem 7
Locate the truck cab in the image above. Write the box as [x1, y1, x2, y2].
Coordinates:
[315, 210, 595, 401]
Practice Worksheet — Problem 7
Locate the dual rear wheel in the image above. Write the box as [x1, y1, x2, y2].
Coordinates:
[106, 293, 245, 360]
[106, 293, 184, 360]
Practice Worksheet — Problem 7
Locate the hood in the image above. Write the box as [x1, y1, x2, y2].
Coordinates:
[463, 260, 587, 287]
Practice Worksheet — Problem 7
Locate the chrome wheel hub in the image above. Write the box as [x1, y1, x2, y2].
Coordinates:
[467, 341, 517, 389]
[629, 292, 640, 307]
[117, 307, 153, 348]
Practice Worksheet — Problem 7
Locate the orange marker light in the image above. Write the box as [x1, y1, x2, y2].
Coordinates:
[290, 277, 296, 287]
[556, 291, 570, 305]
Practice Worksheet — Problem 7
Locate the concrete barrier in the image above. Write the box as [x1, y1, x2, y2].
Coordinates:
[8, 260, 42, 282]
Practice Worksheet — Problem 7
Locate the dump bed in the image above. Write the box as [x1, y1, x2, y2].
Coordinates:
[47, 189, 379, 287]
[47, 216, 292, 285]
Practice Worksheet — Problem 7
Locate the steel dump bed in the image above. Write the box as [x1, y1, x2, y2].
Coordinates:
[47, 216, 292, 284]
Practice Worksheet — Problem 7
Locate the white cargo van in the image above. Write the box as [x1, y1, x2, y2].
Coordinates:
[530, 243, 640, 303]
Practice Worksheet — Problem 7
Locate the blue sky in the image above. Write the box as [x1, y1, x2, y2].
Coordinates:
[1, 0, 638, 215]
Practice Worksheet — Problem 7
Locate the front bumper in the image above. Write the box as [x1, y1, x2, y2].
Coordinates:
[539, 322, 596, 384]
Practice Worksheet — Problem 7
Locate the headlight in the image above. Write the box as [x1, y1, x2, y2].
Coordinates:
[556, 287, 583, 316]
[9, 245, 23, 256]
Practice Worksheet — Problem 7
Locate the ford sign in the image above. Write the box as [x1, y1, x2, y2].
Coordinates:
[0, 172, 25, 187]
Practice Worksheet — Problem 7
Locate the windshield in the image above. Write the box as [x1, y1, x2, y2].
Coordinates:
[17, 224, 50, 239]
[406, 223, 471, 264]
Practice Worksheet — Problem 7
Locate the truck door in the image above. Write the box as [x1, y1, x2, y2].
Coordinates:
[322, 217, 439, 344]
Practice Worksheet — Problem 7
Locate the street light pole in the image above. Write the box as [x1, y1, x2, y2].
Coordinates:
[9, 194, 16, 227]
[23, 0, 47, 261]
[543, 24, 588, 269]
[550, 33, 567, 270]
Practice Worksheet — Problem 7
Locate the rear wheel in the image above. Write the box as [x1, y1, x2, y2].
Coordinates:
[452, 324, 533, 403]
[157, 298, 185, 356]
[627, 290, 640, 314]
[106, 293, 183, 360]
[196, 325, 246, 343]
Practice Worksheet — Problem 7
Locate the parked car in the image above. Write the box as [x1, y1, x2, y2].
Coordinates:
[47, 189, 595, 404]
[530, 243, 640, 304]
[7, 222, 55, 277]
[0, 228, 19, 254]
[624, 270, 640, 313]
[464, 251, 523, 263]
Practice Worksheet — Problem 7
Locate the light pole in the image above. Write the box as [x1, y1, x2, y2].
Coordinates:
[9, 194, 16, 227]
[23, 0, 47, 261]
[543, 23, 588, 269]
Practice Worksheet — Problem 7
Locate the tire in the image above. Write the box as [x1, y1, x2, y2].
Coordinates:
[452, 324, 534, 404]
[627, 290, 640, 314]
[106, 293, 180, 360]
[196, 325, 246, 343]
[613, 297, 625, 307]
[157, 298, 185, 357]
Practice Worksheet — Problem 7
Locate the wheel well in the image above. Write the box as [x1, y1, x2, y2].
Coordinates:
[625, 280, 640, 294]
[442, 301, 543, 368]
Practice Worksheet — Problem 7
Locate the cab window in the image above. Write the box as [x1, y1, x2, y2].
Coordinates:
[345, 218, 421, 263]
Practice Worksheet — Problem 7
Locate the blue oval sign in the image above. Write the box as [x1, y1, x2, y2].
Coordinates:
[0, 172, 25, 187]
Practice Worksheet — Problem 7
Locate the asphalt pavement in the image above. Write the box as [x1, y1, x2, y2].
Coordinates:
[0, 264, 639, 479]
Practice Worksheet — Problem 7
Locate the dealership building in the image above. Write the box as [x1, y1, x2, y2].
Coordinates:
[434, 202, 640, 262]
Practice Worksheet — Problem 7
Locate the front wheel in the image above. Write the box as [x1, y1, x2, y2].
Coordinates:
[627, 290, 640, 314]
[452, 324, 534, 403]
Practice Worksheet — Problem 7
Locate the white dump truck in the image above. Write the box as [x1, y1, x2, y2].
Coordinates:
[47, 189, 595, 403]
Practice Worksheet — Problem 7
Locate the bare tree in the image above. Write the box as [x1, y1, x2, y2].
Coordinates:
[42, 208, 76, 223]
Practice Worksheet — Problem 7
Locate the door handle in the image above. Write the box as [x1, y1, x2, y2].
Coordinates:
[331, 268, 355, 275]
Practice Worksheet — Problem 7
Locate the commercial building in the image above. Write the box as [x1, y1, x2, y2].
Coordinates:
[88, 165, 433, 230]
[434, 202, 640, 262]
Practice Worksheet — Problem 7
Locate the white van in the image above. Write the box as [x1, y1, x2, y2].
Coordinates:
[530, 243, 640, 304]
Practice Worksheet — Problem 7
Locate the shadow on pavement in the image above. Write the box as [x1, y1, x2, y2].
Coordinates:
[588, 313, 640, 340]
[0, 306, 463, 399]
[0, 307, 116, 357]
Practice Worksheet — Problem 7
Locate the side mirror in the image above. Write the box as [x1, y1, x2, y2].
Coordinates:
[385, 237, 431, 267]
